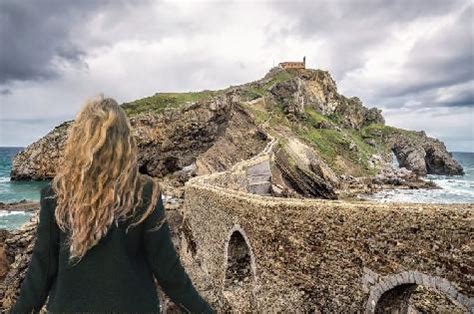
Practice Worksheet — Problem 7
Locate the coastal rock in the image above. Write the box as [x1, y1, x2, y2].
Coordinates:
[0, 216, 38, 309]
[391, 132, 464, 176]
[424, 141, 464, 175]
[268, 69, 385, 129]
[0, 230, 11, 281]
[10, 121, 70, 181]
[0, 201, 40, 212]
[269, 70, 385, 129]
[334, 96, 385, 129]
[269, 77, 306, 119]
[373, 166, 418, 186]
[10, 94, 268, 185]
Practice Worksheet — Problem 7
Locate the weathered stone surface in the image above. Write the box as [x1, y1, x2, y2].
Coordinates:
[0, 200, 39, 212]
[178, 150, 473, 312]
[390, 132, 464, 176]
[0, 216, 38, 309]
[273, 144, 337, 199]
[10, 121, 70, 181]
[268, 70, 384, 129]
[0, 230, 11, 281]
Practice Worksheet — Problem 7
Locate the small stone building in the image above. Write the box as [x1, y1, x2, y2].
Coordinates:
[279, 56, 306, 69]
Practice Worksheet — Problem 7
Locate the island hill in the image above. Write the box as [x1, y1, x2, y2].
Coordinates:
[10, 65, 463, 200]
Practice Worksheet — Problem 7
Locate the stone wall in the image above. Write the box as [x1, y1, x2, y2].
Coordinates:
[180, 174, 473, 312]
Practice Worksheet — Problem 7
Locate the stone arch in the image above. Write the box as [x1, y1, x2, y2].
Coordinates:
[223, 224, 257, 288]
[365, 271, 472, 313]
[221, 224, 258, 311]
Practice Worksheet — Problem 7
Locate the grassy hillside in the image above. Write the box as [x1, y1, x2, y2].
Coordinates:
[121, 90, 221, 116]
[119, 68, 398, 178]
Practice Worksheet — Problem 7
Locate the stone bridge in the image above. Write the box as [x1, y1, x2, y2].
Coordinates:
[176, 147, 473, 312]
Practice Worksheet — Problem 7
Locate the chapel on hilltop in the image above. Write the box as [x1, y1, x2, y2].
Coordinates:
[278, 56, 306, 69]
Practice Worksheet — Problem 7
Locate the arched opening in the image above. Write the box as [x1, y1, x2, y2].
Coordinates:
[224, 230, 252, 288]
[368, 272, 470, 313]
[222, 226, 257, 312]
[375, 284, 466, 313]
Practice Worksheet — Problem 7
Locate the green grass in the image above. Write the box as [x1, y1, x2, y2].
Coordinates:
[345, 130, 380, 175]
[327, 112, 343, 124]
[121, 90, 221, 116]
[362, 123, 423, 142]
[241, 70, 294, 100]
[267, 99, 293, 128]
[300, 129, 346, 160]
[294, 123, 383, 176]
[242, 102, 271, 124]
[304, 107, 331, 127]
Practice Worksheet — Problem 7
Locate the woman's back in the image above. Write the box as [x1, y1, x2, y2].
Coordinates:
[10, 96, 213, 313]
[11, 177, 213, 313]
[47, 178, 158, 312]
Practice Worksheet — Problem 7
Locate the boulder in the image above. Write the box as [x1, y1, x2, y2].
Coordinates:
[271, 138, 338, 199]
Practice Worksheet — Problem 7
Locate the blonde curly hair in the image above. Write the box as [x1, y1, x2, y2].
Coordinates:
[51, 95, 163, 264]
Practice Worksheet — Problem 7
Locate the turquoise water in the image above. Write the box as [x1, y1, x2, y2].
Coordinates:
[0, 147, 50, 203]
[0, 147, 49, 230]
[0, 211, 34, 230]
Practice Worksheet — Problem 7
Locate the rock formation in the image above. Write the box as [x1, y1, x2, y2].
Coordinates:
[0, 217, 37, 309]
[364, 127, 464, 176]
[11, 94, 269, 185]
[0, 230, 10, 281]
[10, 67, 461, 193]
[268, 70, 385, 129]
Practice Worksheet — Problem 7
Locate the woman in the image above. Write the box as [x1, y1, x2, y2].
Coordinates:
[11, 96, 214, 313]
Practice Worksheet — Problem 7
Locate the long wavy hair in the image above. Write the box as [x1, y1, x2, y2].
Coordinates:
[51, 95, 164, 264]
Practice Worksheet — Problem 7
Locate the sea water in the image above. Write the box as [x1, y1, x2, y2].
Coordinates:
[367, 152, 474, 203]
[0, 147, 49, 230]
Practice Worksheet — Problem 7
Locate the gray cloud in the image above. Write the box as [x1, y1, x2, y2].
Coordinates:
[379, 5, 473, 101]
[0, 88, 11, 95]
[0, 0, 151, 84]
[269, 0, 468, 78]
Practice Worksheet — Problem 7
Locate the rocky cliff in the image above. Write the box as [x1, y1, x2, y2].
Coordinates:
[10, 67, 463, 198]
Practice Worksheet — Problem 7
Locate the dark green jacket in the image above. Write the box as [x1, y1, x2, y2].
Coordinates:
[10, 179, 214, 313]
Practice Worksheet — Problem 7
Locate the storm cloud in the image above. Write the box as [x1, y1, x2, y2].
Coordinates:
[0, 0, 151, 84]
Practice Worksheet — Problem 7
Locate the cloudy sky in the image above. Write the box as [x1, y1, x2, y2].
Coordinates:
[0, 0, 473, 151]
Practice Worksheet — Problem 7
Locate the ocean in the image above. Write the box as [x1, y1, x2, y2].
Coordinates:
[0, 147, 473, 230]
[0, 147, 49, 230]
[367, 152, 474, 204]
